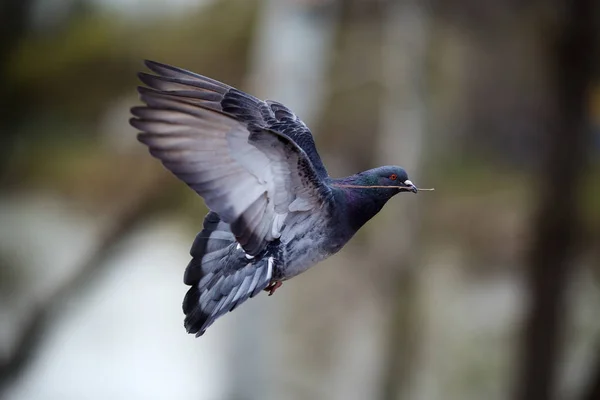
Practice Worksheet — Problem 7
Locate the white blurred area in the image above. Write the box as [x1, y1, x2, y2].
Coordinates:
[90, 0, 215, 15]
[0, 201, 228, 400]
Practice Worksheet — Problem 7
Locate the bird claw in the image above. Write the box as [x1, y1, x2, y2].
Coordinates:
[264, 281, 283, 296]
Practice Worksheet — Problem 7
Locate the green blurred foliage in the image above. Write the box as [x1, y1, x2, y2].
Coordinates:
[5, 0, 257, 217]
[8, 0, 258, 118]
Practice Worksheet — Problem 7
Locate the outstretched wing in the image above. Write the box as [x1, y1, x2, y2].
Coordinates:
[138, 60, 329, 179]
[130, 74, 331, 256]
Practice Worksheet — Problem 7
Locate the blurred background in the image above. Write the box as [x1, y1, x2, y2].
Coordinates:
[0, 0, 599, 399]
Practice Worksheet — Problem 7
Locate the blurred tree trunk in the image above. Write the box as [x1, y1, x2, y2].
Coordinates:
[318, 0, 385, 174]
[514, 0, 596, 399]
[582, 342, 600, 400]
[260, 3, 397, 399]
[373, 1, 430, 399]
[246, 0, 340, 125]
[0, 0, 88, 185]
[226, 1, 340, 399]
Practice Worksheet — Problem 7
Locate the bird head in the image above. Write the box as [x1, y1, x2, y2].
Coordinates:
[331, 166, 427, 202]
[369, 166, 418, 194]
[332, 165, 418, 199]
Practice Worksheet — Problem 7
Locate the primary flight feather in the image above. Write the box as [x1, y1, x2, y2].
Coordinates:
[130, 60, 419, 336]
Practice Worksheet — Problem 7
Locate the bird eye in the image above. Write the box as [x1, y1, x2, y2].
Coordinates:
[389, 174, 397, 180]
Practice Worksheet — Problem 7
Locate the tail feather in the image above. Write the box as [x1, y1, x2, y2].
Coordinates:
[183, 211, 273, 336]
[184, 211, 232, 285]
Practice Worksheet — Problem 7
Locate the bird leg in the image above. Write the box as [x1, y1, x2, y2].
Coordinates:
[264, 281, 283, 296]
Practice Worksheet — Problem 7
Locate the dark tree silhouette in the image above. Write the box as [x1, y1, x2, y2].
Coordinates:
[514, 0, 597, 399]
[0, 0, 34, 181]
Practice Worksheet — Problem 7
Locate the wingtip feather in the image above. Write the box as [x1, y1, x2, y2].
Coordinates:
[143, 59, 204, 81]
[144, 59, 178, 75]
[137, 72, 157, 87]
[143, 59, 159, 69]
[129, 117, 142, 130]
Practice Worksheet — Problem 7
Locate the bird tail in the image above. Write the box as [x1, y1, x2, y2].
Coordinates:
[182, 211, 273, 336]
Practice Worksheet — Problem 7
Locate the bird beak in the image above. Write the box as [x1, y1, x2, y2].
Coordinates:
[403, 179, 418, 193]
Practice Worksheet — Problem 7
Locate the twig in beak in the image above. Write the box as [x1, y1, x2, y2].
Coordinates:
[332, 184, 435, 191]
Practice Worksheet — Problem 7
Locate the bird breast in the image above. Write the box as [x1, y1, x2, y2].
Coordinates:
[278, 212, 348, 280]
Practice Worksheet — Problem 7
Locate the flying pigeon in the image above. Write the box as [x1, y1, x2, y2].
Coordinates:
[130, 60, 420, 336]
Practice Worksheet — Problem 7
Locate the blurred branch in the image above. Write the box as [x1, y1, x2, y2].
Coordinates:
[0, 175, 172, 394]
[513, 0, 596, 399]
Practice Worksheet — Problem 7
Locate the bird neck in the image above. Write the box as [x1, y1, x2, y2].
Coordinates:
[332, 176, 391, 232]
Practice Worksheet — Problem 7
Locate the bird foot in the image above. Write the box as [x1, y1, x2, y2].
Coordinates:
[264, 281, 283, 296]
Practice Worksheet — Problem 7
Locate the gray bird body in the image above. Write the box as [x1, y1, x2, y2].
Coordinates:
[130, 61, 417, 336]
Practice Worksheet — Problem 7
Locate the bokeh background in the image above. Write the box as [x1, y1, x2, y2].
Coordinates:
[0, 0, 599, 399]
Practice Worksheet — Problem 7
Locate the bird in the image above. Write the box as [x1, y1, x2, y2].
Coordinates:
[130, 60, 420, 336]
